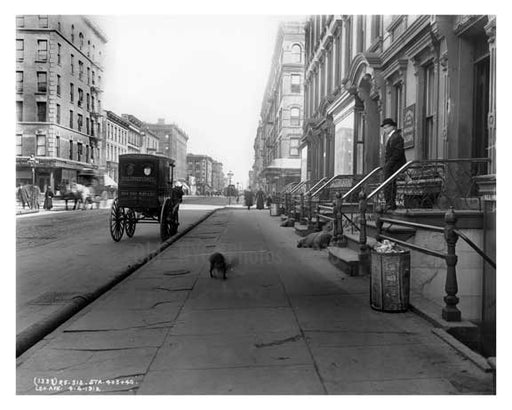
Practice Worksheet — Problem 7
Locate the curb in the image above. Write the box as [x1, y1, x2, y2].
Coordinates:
[16, 208, 219, 358]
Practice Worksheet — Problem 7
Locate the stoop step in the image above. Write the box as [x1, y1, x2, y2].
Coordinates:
[327, 246, 359, 276]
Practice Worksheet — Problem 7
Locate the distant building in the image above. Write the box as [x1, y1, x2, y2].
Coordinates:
[253, 21, 305, 193]
[212, 161, 225, 193]
[103, 110, 130, 182]
[16, 15, 107, 191]
[145, 119, 189, 183]
[187, 154, 213, 195]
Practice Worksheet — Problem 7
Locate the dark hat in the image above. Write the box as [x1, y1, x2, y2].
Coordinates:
[381, 118, 397, 127]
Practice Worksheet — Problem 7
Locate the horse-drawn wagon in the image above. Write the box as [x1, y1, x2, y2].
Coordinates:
[109, 153, 183, 242]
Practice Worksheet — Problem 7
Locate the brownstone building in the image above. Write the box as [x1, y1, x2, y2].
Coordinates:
[16, 15, 107, 191]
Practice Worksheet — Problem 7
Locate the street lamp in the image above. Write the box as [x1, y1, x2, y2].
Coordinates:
[227, 170, 233, 205]
[27, 154, 39, 186]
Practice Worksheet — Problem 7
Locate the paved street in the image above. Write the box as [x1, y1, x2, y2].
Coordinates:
[16, 207, 493, 395]
[16, 196, 230, 337]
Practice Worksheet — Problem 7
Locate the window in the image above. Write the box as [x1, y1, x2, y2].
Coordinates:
[87, 67, 90, 84]
[78, 88, 83, 107]
[291, 44, 302, 63]
[16, 16, 24, 27]
[77, 142, 83, 162]
[38, 15, 48, 28]
[424, 64, 436, 159]
[71, 54, 74, 75]
[78, 61, 84, 81]
[16, 39, 24, 60]
[16, 71, 23, 93]
[57, 43, 61, 65]
[16, 134, 22, 156]
[69, 110, 73, 128]
[69, 140, 73, 160]
[77, 114, 83, 132]
[393, 82, 403, 127]
[37, 102, 47, 122]
[92, 45, 96, 61]
[289, 138, 300, 156]
[70, 83, 74, 102]
[86, 117, 90, 135]
[16, 101, 23, 122]
[56, 104, 61, 124]
[87, 40, 91, 57]
[344, 18, 352, 77]
[36, 134, 46, 156]
[55, 136, 60, 157]
[86, 93, 90, 110]
[91, 119, 94, 136]
[79, 33, 84, 50]
[57, 22, 61, 32]
[57, 75, 61, 96]
[37, 40, 48, 61]
[92, 71, 95, 86]
[290, 107, 300, 126]
[37, 72, 47, 93]
[357, 15, 366, 53]
[71, 25, 75, 43]
[371, 15, 381, 41]
[291, 74, 301, 93]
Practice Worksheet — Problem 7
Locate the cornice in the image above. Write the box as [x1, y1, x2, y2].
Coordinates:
[380, 15, 430, 65]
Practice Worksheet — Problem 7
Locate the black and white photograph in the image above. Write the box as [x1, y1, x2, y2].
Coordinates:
[7, 0, 508, 406]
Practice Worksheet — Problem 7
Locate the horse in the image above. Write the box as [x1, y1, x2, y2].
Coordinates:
[61, 183, 88, 210]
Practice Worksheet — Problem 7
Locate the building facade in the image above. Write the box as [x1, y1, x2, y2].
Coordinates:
[145, 119, 189, 183]
[103, 110, 130, 182]
[16, 15, 107, 191]
[187, 154, 213, 195]
[253, 21, 305, 194]
[303, 15, 496, 183]
[303, 15, 496, 353]
[212, 161, 225, 193]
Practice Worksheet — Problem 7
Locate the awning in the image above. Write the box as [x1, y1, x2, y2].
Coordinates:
[103, 174, 118, 187]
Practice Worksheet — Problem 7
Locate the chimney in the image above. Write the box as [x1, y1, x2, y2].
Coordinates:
[157, 118, 165, 125]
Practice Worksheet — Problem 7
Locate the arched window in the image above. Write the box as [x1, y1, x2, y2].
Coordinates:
[87, 40, 91, 57]
[290, 107, 301, 126]
[79, 33, 84, 50]
[71, 25, 75, 43]
[291, 44, 302, 63]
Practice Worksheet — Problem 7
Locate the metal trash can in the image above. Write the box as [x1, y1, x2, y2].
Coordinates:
[270, 203, 281, 216]
[370, 248, 410, 312]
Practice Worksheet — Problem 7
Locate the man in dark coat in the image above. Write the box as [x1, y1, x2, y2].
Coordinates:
[381, 118, 406, 210]
[244, 187, 254, 210]
[255, 188, 265, 210]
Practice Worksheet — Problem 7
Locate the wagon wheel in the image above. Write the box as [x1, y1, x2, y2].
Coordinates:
[125, 208, 137, 238]
[160, 198, 179, 241]
[109, 198, 125, 242]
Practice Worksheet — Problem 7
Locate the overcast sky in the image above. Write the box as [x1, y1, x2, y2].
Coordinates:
[95, 14, 305, 188]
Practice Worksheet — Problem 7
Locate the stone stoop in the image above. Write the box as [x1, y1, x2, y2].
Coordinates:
[294, 223, 315, 237]
[327, 246, 359, 276]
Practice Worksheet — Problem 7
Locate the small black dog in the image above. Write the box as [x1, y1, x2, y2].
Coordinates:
[209, 252, 227, 280]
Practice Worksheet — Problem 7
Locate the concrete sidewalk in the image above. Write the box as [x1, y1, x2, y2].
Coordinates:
[16, 208, 493, 394]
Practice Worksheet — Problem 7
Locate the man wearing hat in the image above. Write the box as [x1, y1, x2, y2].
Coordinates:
[381, 118, 406, 210]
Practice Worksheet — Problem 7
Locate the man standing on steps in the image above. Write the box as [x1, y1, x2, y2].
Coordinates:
[381, 118, 406, 211]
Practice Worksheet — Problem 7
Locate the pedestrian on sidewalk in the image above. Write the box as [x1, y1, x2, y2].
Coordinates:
[43, 186, 54, 210]
[244, 187, 254, 210]
[381, 117, 406, 211]
[255, 188, 265, 210]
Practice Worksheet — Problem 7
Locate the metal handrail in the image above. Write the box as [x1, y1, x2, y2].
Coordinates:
[305, 177, 329, 195]
[311, 174, 349, 197]
[342, 166, 382, 200]
[367, 161, 414, 200]
[282, 182, 299, 194]
[454, 229, 496, 269]
[367, 158, 491, 201]
[289, 180, 308, 195]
